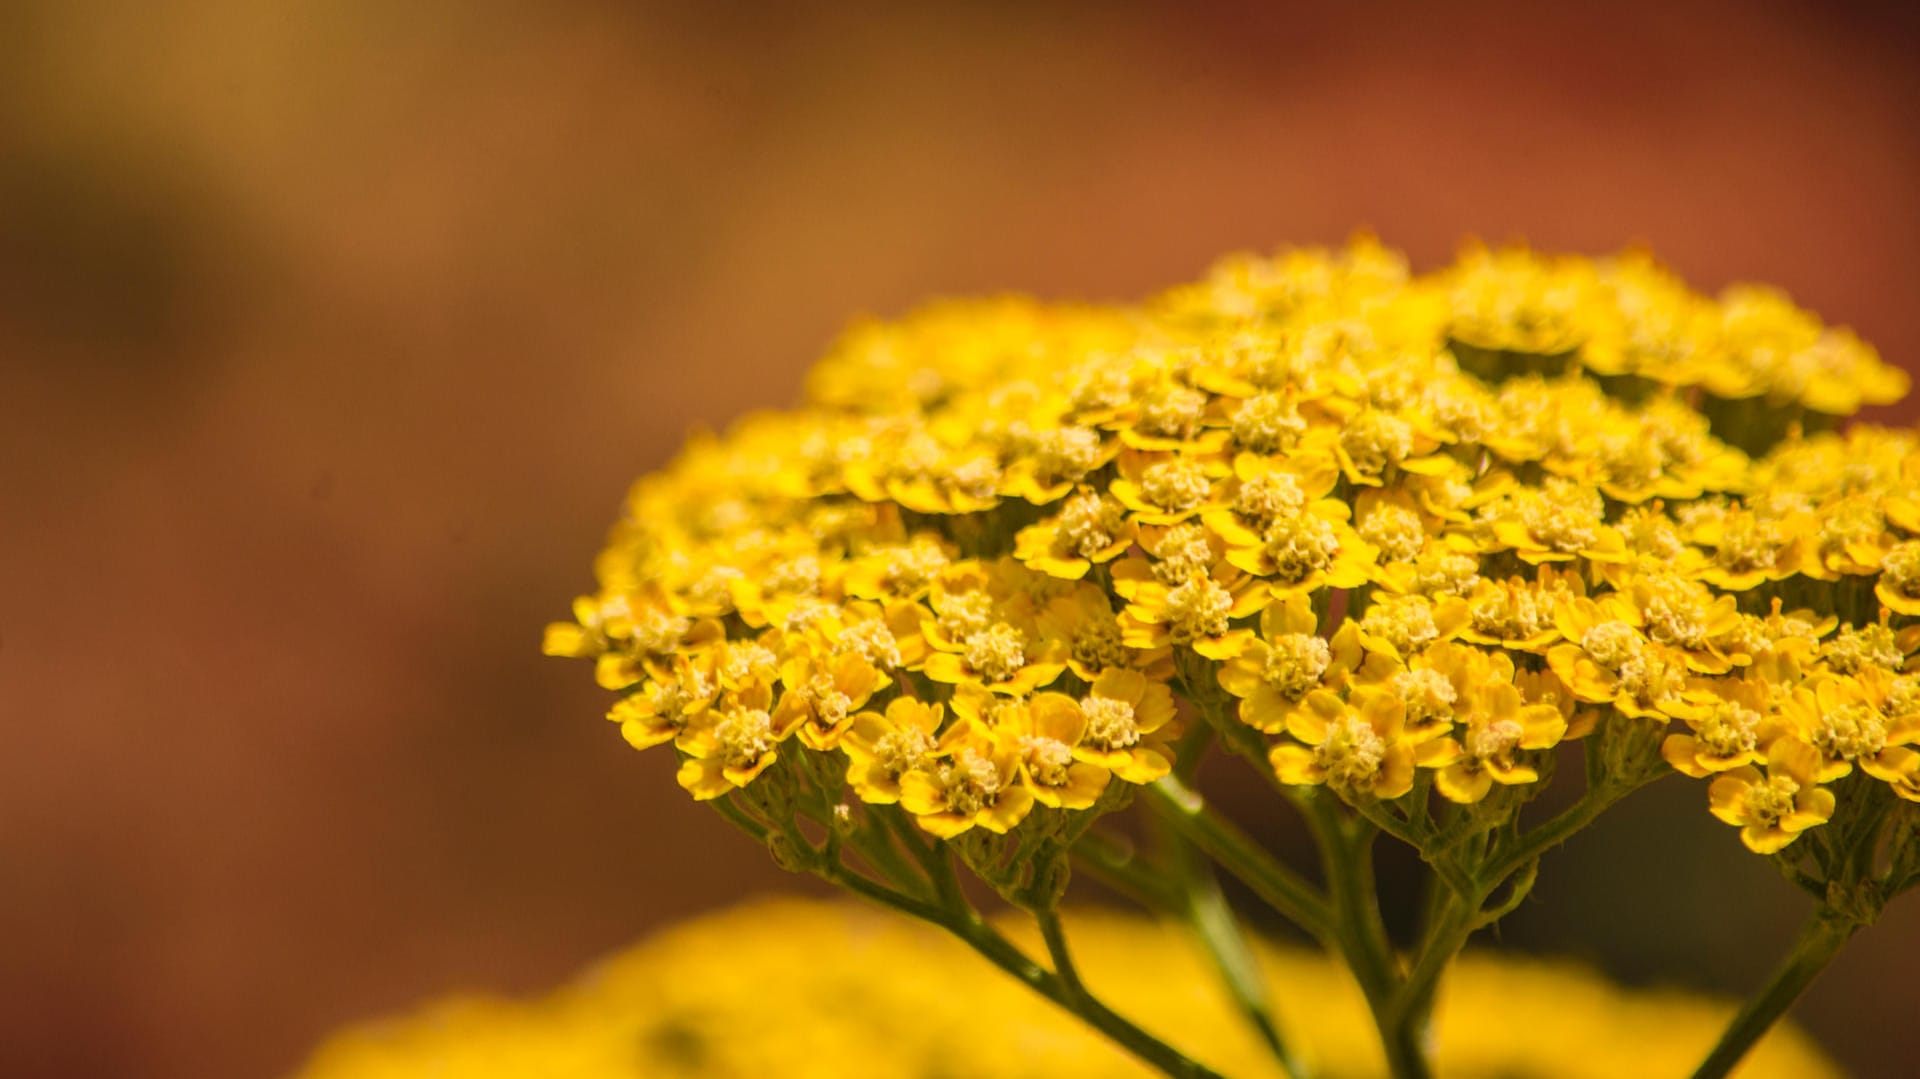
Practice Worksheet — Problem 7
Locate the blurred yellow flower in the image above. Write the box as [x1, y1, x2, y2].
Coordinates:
[294, 899, 1842, 1079]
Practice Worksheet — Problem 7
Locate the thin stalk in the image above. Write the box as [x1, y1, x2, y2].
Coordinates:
[953, 914, 1229, 1079]
[879, 804, 965, 903]
[1481, 781, 1629, 885]
[1179, 845, 1308, 1077]
[822, 860, 955, 925]
[710, 794, 769, 841]
[1357, 799, 1475, 896]
[1388, 893, 1477, 1043]
[850, 816, 935, 898]
[819, 856, 1224, 1079]
[1300, 794, 1426, 1079]
[1146, 778, 1334, 943]
[1147, 786, 1307, 1078]
[1074, 830, 1181, 910]
[1691, 910, 1855, 1079]
[1036, 906, 1089, 997]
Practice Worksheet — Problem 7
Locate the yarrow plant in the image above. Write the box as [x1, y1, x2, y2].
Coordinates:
[546, 239, 1920, 1079]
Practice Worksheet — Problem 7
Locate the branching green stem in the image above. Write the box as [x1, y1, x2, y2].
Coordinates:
[716, 791, 1222, 1079]
[1300, 793, 1425, 1079]
[1481, 782, 1628, 885]
[955, 908, 1227, 1079]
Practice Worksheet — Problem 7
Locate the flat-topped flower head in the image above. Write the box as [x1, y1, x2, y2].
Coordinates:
[533, 237, 1920, 1079]
[547, 237, 1920, 877]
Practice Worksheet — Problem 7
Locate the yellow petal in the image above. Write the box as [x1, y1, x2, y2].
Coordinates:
[1112, 747, 1173, 784]
[978, 787, 1035, 833]
[1707, 771, 1755, 824]
[1435, 764, 1492, 804]
[541, 622, 592, 658]
[1269, 743, 1323, 786]
[1740, 823, 1798, 855]
[1661, 734, 1711, 779]
[621, 717, 678, 752]
[1374, 745, 1415, 799]
[676, 757, 733, 801]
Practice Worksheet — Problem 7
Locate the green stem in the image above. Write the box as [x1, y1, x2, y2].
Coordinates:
[850, 814, 935, 898]
[1472, 856, 1539, 929]
[878, 804, 964, 902]
[1175, 837, 1308, 1078]
[710, 793, 769, 840]
[1074, 830, 1182, 910]
[822, 861, 951, 922]
[1036, 906, 1089, 997]
[1481, 780, 1629, 885]
[1388, 892, 1476, 1046]
[1691, 909, 1855, 1079]
[1357, 799, 1475, 896]
[1293, 793, 1424, 1079]
[815, 829, 1223, 1079]
[1146, 778, 1334, 944]
[1352, 799, 1421, 847]
[953, 913, 1228, 1079]
[1146, 783, 1307, 1078]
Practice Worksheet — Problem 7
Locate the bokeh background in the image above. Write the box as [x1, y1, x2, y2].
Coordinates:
[5, 2, 1919, 1076]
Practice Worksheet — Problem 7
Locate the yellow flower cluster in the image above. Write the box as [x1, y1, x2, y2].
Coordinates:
[295, 899, 1838, 1079]
[547, 237, 1920, 854]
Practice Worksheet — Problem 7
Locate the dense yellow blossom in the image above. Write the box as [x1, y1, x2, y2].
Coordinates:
[548, 236, 1920, 859]
[294, 899, 1840, 1079]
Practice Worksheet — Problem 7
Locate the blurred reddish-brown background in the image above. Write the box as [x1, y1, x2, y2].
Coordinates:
[4, 2, 1919, 1077]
